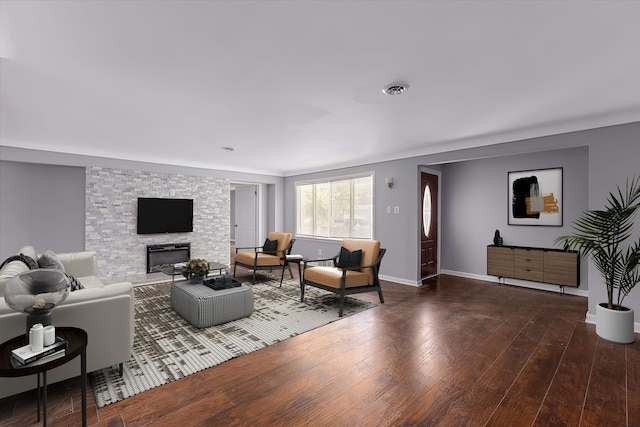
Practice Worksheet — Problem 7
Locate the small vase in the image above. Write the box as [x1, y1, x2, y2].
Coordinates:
[189, 276, 204, 284]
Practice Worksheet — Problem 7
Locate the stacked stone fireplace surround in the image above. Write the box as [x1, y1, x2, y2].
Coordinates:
[86, 167, 230, 279]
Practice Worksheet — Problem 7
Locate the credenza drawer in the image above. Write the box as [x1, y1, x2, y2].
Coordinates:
[487, 245, 579, 287]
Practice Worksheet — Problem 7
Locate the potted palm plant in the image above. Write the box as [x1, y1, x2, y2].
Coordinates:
[555, 176, 640, 343]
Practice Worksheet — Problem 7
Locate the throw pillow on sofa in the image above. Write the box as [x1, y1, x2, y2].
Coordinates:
[0, 253, 38, 270]
[38, 249, 66, 271]
[67, 274, 85, 291]
[37, 249, 84, 291]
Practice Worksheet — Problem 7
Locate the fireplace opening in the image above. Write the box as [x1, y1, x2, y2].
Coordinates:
[146, 243, 191, 273]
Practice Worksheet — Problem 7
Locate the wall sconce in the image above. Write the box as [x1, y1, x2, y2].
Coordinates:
[385, 177, 394, 189]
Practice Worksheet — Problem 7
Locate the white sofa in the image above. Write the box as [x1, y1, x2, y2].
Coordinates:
[0, 246, 134, 399]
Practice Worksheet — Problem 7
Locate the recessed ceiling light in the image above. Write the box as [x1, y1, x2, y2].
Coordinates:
[383, 84, 409, 95]
[221, 147, 235, 152]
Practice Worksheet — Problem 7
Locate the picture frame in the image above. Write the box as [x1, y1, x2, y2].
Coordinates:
[508, 167, 563, 226]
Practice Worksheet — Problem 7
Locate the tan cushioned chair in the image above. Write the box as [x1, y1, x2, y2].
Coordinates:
[234, 232, 295, 286]
[302, 239, 385, 317]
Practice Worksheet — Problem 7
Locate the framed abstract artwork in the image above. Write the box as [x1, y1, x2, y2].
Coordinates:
[508, 167, 563, 226]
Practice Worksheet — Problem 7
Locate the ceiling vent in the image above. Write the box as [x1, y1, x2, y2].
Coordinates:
[383, 84, 409, 95]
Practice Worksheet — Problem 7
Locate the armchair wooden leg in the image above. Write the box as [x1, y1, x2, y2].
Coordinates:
[378, 289, 385, 304]
[279, 266, 285, 287]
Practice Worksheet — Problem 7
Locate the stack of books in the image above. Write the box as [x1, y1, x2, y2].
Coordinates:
[11, 337, 68, 367]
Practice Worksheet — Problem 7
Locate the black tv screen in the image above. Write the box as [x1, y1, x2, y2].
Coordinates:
[137, 198, 193, 234]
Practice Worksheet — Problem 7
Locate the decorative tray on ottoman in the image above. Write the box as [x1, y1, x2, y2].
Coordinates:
[203, 277, 242, 291]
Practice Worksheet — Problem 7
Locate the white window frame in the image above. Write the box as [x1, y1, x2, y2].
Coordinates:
[295, 172, 375, 240]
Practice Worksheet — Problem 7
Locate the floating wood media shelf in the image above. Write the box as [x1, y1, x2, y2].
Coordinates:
[487, 245, 580, 290]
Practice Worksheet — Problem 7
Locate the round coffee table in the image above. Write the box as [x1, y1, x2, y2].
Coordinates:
[0, 327, 87, 426]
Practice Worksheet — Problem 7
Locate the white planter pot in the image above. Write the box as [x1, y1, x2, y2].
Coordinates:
[596, 303, 635, 344]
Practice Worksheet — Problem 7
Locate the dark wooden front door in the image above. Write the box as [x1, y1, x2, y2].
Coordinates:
[421, 172, 438, 279]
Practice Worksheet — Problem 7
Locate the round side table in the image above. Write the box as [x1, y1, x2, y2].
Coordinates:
[0, 326, 87, 427]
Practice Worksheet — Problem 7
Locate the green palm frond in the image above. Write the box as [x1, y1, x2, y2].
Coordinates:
[555, 176, 640, 309]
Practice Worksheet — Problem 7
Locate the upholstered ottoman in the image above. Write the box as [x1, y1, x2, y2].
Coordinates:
[170, 281, 254, 328]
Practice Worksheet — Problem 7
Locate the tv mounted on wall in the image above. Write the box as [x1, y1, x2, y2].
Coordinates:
[137, 197, 194, 234]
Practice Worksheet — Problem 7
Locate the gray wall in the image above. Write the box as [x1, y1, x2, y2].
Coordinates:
[283, 160, 429, 285]
[587, 124, 640, 324]
[2, 121, 640, 325]
[0, 148, 285, 278]
[440, 147, 589, 292]
[283, 147, 589, 289]
[284, 121, 640, 326]
[0, 161, 85, 258]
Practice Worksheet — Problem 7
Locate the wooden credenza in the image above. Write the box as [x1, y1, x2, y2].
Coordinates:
[487, 245, 580, 288]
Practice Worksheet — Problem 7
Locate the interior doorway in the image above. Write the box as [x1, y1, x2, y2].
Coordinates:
[232, 184, 258, 248]
[420, 170, 440, 279]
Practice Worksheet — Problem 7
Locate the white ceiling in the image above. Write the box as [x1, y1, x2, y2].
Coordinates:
[2, 1, 640, 177]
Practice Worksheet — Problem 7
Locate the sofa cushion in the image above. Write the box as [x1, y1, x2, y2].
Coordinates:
[235, 252, 281, 267]
[304, 266, 369, 289]
[57, 251, 98, 277]
[38, 249, 66, 271]
[267, 232, 292, 255]
[75, 275, 104, 289]
[341, 239, 380, 285]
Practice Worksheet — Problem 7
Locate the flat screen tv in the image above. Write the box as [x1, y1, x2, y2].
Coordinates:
[137, 197, 193, 234]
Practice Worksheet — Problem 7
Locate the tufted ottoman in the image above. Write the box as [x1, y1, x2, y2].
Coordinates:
[170, 281, 254, 328]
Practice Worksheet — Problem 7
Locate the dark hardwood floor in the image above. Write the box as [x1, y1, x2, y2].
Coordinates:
[1, 270, 639, 426]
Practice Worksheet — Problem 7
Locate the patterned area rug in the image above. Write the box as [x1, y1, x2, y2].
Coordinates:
[90, 276, 375, 407]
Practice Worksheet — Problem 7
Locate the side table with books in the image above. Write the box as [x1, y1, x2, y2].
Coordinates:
[0, 327, 87, 427]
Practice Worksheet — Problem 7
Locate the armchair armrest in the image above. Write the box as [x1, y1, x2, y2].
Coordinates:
[235, 245, 263, 253]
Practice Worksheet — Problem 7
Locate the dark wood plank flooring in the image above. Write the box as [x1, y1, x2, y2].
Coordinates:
[1, 272, 639, 426]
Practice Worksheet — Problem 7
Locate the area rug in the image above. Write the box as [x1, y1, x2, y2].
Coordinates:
[89, 276, 375, 407]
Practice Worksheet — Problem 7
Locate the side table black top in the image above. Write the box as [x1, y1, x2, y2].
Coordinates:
[0, 327, 87, 377]
[157, 261, 229, 282]
[0, 326, 88, 426]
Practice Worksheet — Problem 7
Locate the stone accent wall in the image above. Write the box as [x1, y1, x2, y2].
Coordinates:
[86, 166, 229, 278]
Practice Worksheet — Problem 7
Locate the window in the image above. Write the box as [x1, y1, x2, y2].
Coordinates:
[296, 174, 373, 239]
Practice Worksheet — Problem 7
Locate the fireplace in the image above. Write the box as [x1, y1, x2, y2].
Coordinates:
[146, 243, 191, 273]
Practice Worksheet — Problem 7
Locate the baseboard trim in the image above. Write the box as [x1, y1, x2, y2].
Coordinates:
[379, 275, 421, 287]
[441, 269, 590, 298]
